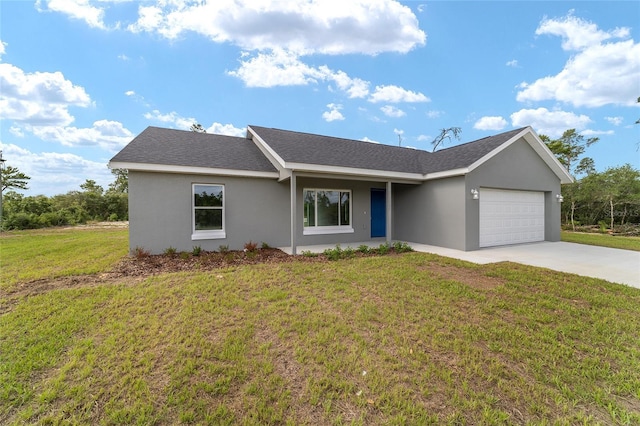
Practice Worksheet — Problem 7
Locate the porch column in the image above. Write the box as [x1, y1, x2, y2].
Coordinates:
[290, 172, 297, 255]
[386, 181, 392, 243]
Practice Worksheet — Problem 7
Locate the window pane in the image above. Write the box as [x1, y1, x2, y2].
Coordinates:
[303, 190, 315, 227]
[194, 185, 223, 207]
[317, 190, 339, 226]
[340, 192, 350, 226]
[195, 209, 222, 230]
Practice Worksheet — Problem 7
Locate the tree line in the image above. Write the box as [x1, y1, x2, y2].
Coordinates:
[541, 129, 640, 233]
[1, 168, 128, 230]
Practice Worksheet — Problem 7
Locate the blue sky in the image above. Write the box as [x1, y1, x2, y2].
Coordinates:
[1, 0, 638, 196]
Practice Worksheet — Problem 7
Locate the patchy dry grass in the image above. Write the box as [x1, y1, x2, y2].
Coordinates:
[0, 227, 128, 291]
[562, 231, 640, 251]
[1, 228, 639, 425]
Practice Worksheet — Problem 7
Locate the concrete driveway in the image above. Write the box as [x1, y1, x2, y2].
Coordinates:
[410, 241, 640, 289]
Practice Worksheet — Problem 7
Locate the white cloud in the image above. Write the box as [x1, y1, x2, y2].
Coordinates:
[361, 136, 380, 144]
[510, 107, 592, 138]
[536, 13, 630, 51]
[36, 0, 108, 30]
[605, 116, 623, 126]
[125, 90, 135, 96]
[474, 116, 508, 131]
[9, 126, 24, 137]
[0, 40, 6, 59]
[369, 85, 429, 103]
[0, 142, 113, 196]
[144, 109, 197, 130]
[426, 110, 442, 119]
[506, 59, 518, 67]
[0, 63, 92, 126]
[518, 14, 639, 107]
[581, 129, 614, 136]
[128, 0, 425, 56]
[30, 120, 133, 152]
[206, 122, 246, 137]
[322, 103, 345, 122]
[417, 134, 431, 142]
[380, 105, 406, 118]
[228, 49, 324, 88]
[143, 109, 245, 136]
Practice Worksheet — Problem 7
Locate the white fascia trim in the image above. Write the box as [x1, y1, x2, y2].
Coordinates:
[423, 168, 468, 180]
[284, 162, 424, 182]
[247, 126, 287, 170]
[465, 127, 573, 184]
[108, 161, 279, 179]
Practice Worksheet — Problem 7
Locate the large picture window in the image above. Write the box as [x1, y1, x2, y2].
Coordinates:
[192, 184, 225, 240]
[303, 189, 353, 235]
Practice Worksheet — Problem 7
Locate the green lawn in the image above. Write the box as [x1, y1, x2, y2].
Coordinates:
[562, 231, 640, 251]
[0, 227, 129, 291]
[1, 228, 639, 425]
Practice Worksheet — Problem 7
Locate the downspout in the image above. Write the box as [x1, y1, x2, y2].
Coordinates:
[290, 172, 297, 255]
[386, 181, 392, 243]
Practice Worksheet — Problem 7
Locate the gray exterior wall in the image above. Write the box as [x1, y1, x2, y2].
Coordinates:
[393, 177, 467, 250]
[465, 139, 562, 250]
[128, 171, 290, 254]
[295, 176, 387, 246]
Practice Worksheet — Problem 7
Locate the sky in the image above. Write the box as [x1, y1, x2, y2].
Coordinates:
[0, 0, 639, 196]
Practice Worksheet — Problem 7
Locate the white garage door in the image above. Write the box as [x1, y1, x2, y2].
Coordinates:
[479, 189, 545, 248]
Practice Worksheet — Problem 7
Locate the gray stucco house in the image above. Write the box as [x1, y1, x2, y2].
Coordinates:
[109, 125, 572, 255]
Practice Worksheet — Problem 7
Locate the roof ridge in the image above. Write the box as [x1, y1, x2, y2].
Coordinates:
[249, 124, 431, 153]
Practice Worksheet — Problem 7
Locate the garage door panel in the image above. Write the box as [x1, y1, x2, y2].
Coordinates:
[479, 189, 544, 248]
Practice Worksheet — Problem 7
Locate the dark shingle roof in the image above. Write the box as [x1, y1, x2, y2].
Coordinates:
[422, 127, 527, 174]
[110, 126, 277, 173]
[249, 125, 528, 175]
[112, 125, 531, 178]
[249, 125, 430, 174]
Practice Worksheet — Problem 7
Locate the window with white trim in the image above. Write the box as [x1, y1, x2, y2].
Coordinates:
[303, 189, 353, 235]
[192, 184, 226, 240]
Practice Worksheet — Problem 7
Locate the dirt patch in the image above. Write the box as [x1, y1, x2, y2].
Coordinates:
[418, 263, 505, 290]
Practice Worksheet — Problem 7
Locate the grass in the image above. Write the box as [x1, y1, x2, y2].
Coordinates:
[0, 227, 128, 291]
[1, 227, 640, 425]
[562, 231, 640, 251]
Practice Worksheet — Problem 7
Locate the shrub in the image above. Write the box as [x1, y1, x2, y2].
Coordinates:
[377, 242, 390, 255]
[301, 250, 318, 257]
[342, 247, 355, 258]
[192, 246, 202, 256]
[261, 242, 271, 249]
[393, 241, 414, 253]
[357, 244, 370, 254]
[218, 244, 229, 253]
[244, 241, 258, 252]
[323, 245, 343, 261]
[133, 246, 150, 259]
[164, 246, 177, 256]
[179, 252, 190, 260]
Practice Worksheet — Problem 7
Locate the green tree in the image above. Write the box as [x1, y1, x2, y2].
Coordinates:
[190, 123, 206, 133]
[1, 165, 30, 192]
[543, 129, 599, 176]
[108, 168, 128, 193]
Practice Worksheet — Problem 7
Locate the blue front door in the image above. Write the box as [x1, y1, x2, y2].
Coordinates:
[370, 188, 386, 238]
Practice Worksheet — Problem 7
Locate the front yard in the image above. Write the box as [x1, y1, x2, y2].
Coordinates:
[1, 228, 639, 425]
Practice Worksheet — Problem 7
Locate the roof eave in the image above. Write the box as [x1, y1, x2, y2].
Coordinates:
[108, 161, 279, 179]
[284, 162, 424, 182]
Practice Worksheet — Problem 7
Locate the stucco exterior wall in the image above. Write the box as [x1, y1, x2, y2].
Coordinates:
[128, 171, 290, 254]
[465, 139, 562, 250]
[394, 177, 467, 250]
[294, 176, 387, 246]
